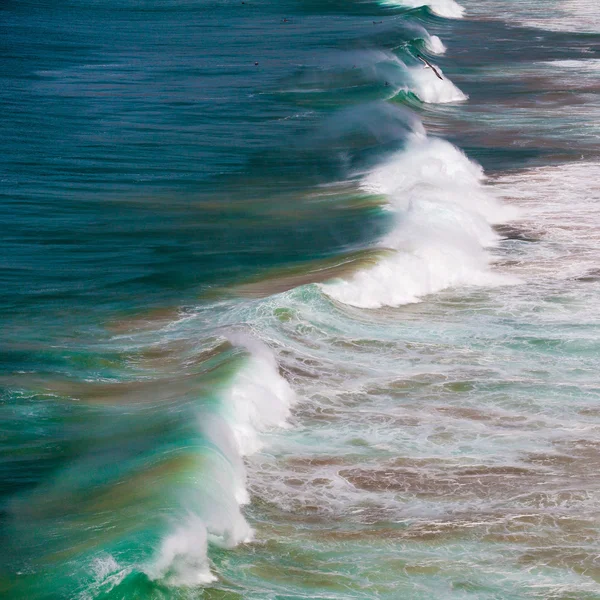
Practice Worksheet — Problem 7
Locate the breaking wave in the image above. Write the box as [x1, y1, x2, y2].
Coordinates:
[380, 0, 465, 19]
[322, 134, 518, 308]
[408, 63, 467, 103]
[146, 337, 295, 585]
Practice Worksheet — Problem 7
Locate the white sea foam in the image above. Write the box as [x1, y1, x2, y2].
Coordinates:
[224, 334, 296, 457]
[380, 0, 465, 19]
[460, 0, 599, 33]
[493, 161, 600, 281]
[408, 64, 467, 103]
[80, 556, 132, 600]
[147, 516, 217, 586]
[322, 134, 518, 308]
[426, 35, 447, 55]
[528, 0, 600, 33]
[147, 337, 295, 586]
[550, 59, 600, 71]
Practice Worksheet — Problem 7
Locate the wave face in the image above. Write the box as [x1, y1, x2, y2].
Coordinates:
[5, 0, 600, 598]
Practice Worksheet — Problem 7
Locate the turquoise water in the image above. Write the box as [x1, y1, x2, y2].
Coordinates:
[2, 0, 600, 598]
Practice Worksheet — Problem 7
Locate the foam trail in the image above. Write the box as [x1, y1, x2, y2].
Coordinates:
[380, 0, 465, 19]
[84, 556, 132, 599]
[322, 134, 519, 308]
[146, 337, 296, 586]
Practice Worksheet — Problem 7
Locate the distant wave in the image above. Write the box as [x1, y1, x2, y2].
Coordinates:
[380, 0, 465, 19]
[370, 51, 467, 104]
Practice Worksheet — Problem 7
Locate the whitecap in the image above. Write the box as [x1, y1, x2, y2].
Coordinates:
[322, 134, 519, 308]
[146, 336, 296, 586]
[408, 64, 467, 103]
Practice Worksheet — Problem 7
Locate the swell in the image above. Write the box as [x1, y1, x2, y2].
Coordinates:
[278, 43, 466, 110]
[109, 0, 500, 586]
[140, 0, 600, 597]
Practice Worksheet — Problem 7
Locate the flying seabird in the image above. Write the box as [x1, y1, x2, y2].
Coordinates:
[416, 54, 443, 81]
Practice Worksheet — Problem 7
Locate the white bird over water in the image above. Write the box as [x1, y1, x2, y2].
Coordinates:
[416, 53, 444, 80]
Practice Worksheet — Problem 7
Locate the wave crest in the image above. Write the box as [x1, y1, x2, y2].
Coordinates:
[380, 0, 465, 19]
[408, 64, 467, 104]
[322, 135, 519, 308]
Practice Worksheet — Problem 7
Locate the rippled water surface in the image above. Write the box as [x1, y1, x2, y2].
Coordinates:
[2, 0, 600, 598]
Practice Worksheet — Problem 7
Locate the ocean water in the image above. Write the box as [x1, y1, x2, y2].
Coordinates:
[2, 0, 600, 598]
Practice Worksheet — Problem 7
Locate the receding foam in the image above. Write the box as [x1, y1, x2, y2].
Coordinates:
[426, 35, 447, 55]
[492, 161, 600, 282]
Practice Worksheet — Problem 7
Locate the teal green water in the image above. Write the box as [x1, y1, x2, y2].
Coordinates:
[2, 0, 600, 598]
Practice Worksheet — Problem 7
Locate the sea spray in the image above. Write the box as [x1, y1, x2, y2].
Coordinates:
[147, 516, 216, 586]
[322, 134, 519, 308]
[426, 34, 447, 55]
[223, 333, 296, 457]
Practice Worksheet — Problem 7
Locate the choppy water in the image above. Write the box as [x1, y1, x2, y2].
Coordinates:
[2, 1, 600, 598]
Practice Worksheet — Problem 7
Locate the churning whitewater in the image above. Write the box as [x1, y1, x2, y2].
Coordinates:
[323, 134, 518, 308]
